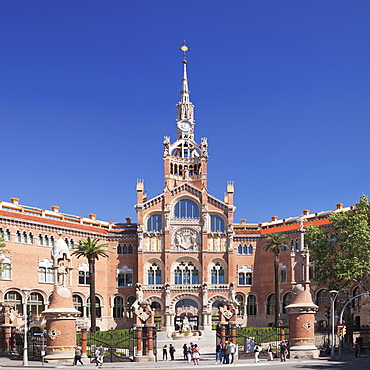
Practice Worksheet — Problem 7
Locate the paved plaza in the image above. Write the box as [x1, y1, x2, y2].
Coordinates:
[0, 354, 370, 370]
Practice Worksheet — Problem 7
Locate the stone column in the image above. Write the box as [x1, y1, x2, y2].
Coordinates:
[133, 301, 156, 362]
[285, 284, 319, 359]
[218, 299, 237, 344]
[42, 236, 80, 363]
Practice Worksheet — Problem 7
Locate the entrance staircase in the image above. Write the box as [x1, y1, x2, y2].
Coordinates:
[156, 329, 216, 356]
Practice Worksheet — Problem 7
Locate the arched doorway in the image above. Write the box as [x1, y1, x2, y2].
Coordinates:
[175, 299, 199, 331]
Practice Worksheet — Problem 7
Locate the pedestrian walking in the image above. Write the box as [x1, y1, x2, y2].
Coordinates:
[229, 341, 236, 364]
[183, 343, 188, 360]
[95, 344, 104, 368]
[169, 344, 176, 361]
[267, 343, 273, 361]
[73, 346, 84, 366]
[163, 345, 168, 360]
[192, 343, 200, 365]
[215, 343, 223, 365]
[254, 343, 261, 363]
[354, 341, 360, 357]
[279, 341, 287, 362]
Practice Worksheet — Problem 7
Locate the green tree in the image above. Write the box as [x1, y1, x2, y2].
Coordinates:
[72, 237, 110, 332]
[263, 232, 289, 327]
[305, 195, 370, 292]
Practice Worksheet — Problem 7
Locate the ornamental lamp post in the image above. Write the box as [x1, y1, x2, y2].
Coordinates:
[329, 290, 338, 360]
[21, 288, 31, 367]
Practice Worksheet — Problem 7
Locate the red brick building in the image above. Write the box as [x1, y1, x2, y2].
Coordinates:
[0, 54, 364, 338]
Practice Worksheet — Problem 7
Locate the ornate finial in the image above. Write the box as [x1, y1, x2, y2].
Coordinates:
[179, 40, 190, 63]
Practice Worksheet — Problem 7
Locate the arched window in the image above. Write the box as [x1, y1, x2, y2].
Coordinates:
[238, 244, 253, 255]
[113, 296, 124, 319]
[28, 232, 33, 244]
[44, 235, 49, 247]
[21, 231, 27, 243]
[126, 296, 136, 319]
[235, 294, 245, 316]
[247, 295, 257, 316]
[5, 229, 10, 241]
[211, 263, 225, 284]
[266, 294, 275, 315]
[28, 293, 45, 316]
[16, 231, 21, 243]
[4, 291, 23, 314]
[174, 261, 199, 285]
[87, 296, 101, 318]
[148, 263, 162, 285]
[117, 244, 133, 255]
[174, 199, 199, 219]
[210, 215, 225, 232]
[1, 255, 12, 280]
[147, 215, 163, 232]
[282, 292, 292, 314]
[73, 295, 83, 316]
[38, 234, 43, 246]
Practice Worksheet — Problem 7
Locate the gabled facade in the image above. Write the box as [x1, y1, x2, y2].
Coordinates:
[0, 50, 366, 340]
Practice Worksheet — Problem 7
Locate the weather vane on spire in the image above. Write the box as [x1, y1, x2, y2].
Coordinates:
[179, 40, 190, 63]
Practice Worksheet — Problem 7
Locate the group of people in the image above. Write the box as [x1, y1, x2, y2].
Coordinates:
[162, 344, 177, 361]
[183, 342, 201, 365]
[215, 341, 237, 365]
[253, 340, 289, 363]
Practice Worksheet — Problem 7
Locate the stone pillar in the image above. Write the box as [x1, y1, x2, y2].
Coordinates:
[133, 301, 156, 362]
[42, 236, 80, 363]
[218, 299, 237, 344]
[42, 286, 80, 363]
[285, 284, 319, 359]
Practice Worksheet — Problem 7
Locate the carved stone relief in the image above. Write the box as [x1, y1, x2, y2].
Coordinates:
[172, 228, 200, 251]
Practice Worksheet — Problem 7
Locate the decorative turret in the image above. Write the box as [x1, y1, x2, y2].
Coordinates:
[163, 42, 208, 190]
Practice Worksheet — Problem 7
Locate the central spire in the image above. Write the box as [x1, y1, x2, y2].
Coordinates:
[176, 41, 194, 139]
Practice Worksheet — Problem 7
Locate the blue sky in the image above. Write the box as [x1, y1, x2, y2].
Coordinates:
[1, 1, 370, 224]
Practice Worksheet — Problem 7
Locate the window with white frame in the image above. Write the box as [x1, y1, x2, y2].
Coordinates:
[210, 215, 225, 232]
[238, 265, 253, 286]
[211, 262, 225, 284]
[173, 260, 199, 285]
[0, 255, 12, 280]
[237, 244, 253, 254]
[147, 214, 163, 232]
[0, 228, 11, 241]
[147, 263, 162, 285]
[279, 263, 287, 283]
[78, 263, 90, 285]
[38, 258, 54, 283]
[117, 266, 133, 287]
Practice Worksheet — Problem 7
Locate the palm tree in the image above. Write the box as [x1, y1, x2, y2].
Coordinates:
[72, 237, 110, 332]
[263, 233, 288, 328]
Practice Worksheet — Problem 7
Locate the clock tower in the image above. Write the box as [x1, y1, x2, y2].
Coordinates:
[163, 43, 208, 191]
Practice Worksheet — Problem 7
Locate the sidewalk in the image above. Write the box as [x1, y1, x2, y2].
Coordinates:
[0, 354, 358, 369]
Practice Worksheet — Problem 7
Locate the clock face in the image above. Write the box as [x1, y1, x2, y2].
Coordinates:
[178, 121, 191, 131]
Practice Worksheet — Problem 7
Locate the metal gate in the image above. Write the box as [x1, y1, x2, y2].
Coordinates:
[81, 329, 137, 362]
[235, 327, 288, 358]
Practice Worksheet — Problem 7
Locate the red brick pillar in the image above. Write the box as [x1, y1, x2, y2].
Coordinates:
[81, 330, 87, 357]
[285, 285, 319, 359]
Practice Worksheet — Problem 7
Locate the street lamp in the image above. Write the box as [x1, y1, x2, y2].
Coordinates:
[21, 289, 31, 367]
[329, 290, 338, 360]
